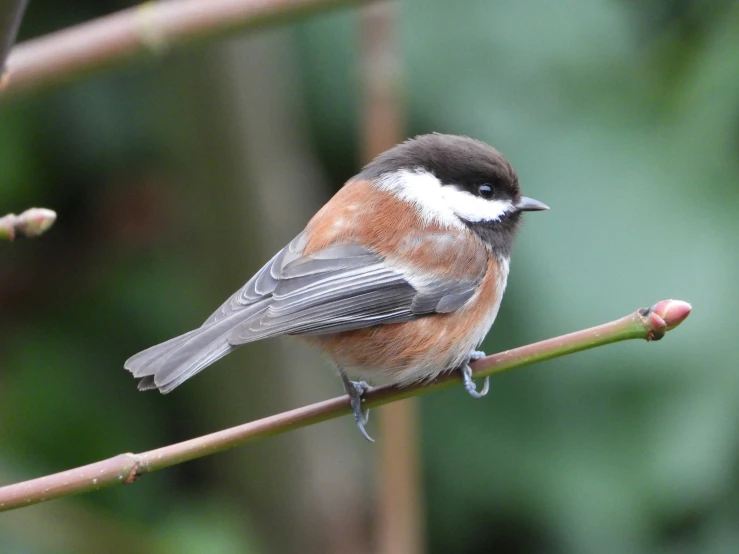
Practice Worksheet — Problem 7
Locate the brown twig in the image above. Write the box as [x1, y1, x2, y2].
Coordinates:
[0, 299, 691, 513]
[0, 0, 360, 99]
[0, 208, 57, 241]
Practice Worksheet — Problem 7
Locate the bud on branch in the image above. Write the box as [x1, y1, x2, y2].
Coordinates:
[0, 208, 57, 241]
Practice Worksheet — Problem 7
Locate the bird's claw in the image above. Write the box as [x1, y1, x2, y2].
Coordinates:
[341, 376, 374, 442]
[461, 361, 489, 399]
[468, 350, 487, 362]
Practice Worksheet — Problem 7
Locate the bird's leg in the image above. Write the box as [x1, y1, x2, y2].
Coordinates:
[460, 350, 489, 399]
[338, 367, 374, 442]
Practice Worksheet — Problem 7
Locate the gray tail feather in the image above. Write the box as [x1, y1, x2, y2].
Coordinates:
[124, 306, 269, 394]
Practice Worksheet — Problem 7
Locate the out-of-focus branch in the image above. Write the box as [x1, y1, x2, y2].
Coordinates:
[357, 3, 421, 554]
[0, 0, 28, 80]
[0, 299, 692, 513]
[0, 0, 360, 99]
[0, 208, 56, 241]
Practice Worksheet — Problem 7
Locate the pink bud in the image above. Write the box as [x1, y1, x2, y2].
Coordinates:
[650, 299, 692, 331]
[17, 208, 56, 238]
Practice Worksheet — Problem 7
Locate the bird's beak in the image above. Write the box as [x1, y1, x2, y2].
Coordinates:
[516, 196, 549, 212]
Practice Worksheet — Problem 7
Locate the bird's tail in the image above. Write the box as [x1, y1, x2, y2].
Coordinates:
[124, 307, 266, 394]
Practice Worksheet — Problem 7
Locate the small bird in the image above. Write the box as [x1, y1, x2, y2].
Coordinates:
[125, 133, 548, 440]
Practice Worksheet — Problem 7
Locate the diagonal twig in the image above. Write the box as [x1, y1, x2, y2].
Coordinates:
[0, 0, 361, 99]
[0, 299, 691, 513]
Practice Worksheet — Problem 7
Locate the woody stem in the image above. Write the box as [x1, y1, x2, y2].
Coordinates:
[0, 299, 691, 513]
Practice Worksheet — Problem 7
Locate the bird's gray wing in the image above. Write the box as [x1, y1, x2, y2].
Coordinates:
[126, 233, 483, 393]
[228, 246, 480, 342]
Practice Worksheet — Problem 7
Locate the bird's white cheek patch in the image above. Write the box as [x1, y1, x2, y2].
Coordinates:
[439, 186, 513, 223]
[377, 169, 460, 228]
[377, 169, 514, 227]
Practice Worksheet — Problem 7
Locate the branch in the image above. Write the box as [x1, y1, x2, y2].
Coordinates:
[0, 0, 360, 99]
[0, 299, 691, 513]
[0, 0, 28, 79]
[0, 207, 56, 241]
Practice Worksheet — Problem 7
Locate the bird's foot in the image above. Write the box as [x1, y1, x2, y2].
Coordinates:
[461, 351, 489, 399]
[340, 372, 374, 442]
[468, 350, 487, 362]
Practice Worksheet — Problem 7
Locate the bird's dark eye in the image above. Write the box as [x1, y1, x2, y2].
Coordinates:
[477, 183, 494, 199]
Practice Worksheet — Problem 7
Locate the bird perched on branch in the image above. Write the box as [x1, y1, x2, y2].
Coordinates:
[125, 133, 548, 441]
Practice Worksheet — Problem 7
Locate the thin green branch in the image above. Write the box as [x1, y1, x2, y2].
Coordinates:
[0, 0, 360, 100]
[0, 299, 691, 513]
[0, 208, 56, 241]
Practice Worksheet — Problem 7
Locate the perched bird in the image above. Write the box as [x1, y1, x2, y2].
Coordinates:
[125, 133, 548, 440]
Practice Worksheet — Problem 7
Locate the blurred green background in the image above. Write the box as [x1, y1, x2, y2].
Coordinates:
[1, 1, 736, 553]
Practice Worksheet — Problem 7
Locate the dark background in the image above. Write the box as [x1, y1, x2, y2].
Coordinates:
[1, 1, 737, 553]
